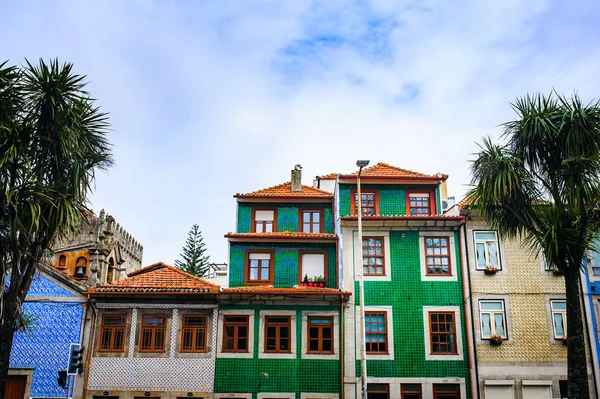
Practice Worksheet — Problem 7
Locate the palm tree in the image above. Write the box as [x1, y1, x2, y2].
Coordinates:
[0, 59, 112, 397]
[468, 92, 600, 399]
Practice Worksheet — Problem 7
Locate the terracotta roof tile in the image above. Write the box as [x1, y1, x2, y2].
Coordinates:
[225, 232, 337, 240]
[222, 286, 351, 296]
[235, 182, 333, 198]
[93, 262, 219, 293]
[340, 162, 447, 180]
[318, 173, 339, 179]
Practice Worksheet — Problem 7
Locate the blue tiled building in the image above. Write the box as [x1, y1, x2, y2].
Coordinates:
[8, 263, 88, 399]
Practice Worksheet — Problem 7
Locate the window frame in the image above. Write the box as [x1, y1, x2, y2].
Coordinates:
[179, 314, 209, 353]
[222, 315, 250, 353]
[298, 250, 328, 285]
[251, 207, 277, 233]
[350, 189, 379, 217]
[419, 232, 457, 282]
[299, 208, 324, 233]
[306, 316, 334, 354]
[365, 311, 388, 355]
[428, 311, 458, 355]
[424, 236, 452, 276]
[98, 313, 127, 352]
[550, 299, 567, 339]
[362, 236, 386, 276]
[401, 384, 422, 399]
[138, 314, 167, 353]
[367, 383, 390, 399]
[244, 250, 275, 285]
[432, 384, 460, 399]
[478, 300, 508, 340]
[406, 190, 436, 216]
[423, 306, 463, 361]
[473, 230, 502, 271]
[264, 315, 292, 354]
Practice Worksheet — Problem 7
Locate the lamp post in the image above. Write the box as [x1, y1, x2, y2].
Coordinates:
[356, 159, 370, 399]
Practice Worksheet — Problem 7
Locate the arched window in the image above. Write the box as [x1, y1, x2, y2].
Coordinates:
[75, 257, 88, 277]
[57, 255, 66, 269]
[107, 257, 115, 283]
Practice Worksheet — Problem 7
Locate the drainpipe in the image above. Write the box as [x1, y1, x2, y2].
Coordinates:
[460, 219, 481, 399]
[340, 295, 345, 399]
[82, 295, 96, 399]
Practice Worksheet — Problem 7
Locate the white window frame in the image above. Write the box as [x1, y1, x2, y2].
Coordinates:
[354, 306, 394, 360]
[353, 231, 391, 281]
[217, 309, 255, 359]
[550, 299, 567, 339]
[479, 300, 508, 339]
[419, 232, 458, 281]
[258, 394, 294, 399]
[301, 311, 339, 360]
[258, 310, 296, 359]
[422, 306, 464, 361]
[473, 230, 502, 271]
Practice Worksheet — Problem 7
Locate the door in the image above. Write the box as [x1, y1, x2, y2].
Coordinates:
[5, 376, 26, 399]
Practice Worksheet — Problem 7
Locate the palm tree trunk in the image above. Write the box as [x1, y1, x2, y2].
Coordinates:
[0, 308, 17, 399]
[564, 268, 590, 398]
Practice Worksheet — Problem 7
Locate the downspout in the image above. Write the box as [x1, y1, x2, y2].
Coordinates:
[581, 261, 599, 398]
[82, 295, 96, 399]
[340, 295, 345, 399]
[460, 220, 480, 399]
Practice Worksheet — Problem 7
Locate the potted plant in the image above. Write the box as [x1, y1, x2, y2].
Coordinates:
[302, 274, 309, 287]
[484, 265, 498, 275]
[307, 277, 314, 287]
[489, 333, 503, 345]
[315, 275, 325, 287]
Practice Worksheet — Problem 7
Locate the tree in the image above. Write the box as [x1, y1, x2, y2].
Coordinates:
[0, 59, 112, 397]
[175, 224, 211, 277]
[467, 92, 600, 399]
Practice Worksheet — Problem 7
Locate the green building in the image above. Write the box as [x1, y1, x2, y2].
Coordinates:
[331, 162, 472, 399]
[214, 166, 350, 399]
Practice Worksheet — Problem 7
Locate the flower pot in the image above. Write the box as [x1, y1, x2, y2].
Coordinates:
[319, 283, 324, 288]
[484, 269, 497, 275]
[303, 282, 308, 287]
[490, 339, 502, 346]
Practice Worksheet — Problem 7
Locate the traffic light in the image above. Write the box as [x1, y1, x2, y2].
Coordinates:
[67, 343, 85, 375]
[57, 370, 67, 388]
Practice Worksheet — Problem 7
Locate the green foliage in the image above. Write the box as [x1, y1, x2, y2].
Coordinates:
[175, 224, 211, 277]
[467, 92, 600, 398]
[0, 58, 112, 395]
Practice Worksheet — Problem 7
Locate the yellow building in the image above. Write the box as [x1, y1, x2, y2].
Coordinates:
[459, 205, 595, 399]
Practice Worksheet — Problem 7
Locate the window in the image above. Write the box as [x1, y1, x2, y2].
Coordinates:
[253, 209, 275, 233]
[265, 316, 291, 353]
[351, 189, 378, 216]
[57, 254, 66, 268]
[99, 314, 126, 352]
[180, 314, 208, 352]
[367, 384, 389, 399]
[425, 237, 451, 276]
[139, 314, 167, 352]
[301, 210, 322, 233]
[429, 312, 457, 354]
[74, 256, 87, 277]
[474, 231, 501, 270]
[401, 384, 422, 399]
[479, 300, 507, 339]
[589, 243, 600, 276]
[365, 312, 387, 354]
[363, 237, 385, 276]
[432, 384, 460, 399]
[299, 251, 326, 284]
[307, 316, 333, 354]
[408, 192, 434, 216]
[245, 251, 273, 285]
[223, 315, 249, 352]
[551, 300, 567, 339]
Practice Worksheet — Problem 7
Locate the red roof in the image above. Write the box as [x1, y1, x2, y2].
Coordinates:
[91, 262, 219, 293]
[340, 162, 447, 180]
[225, 232, 337, 240]
[235, 182, 333, 198]
[222, 286, 350, 296]
[318, 173, 339, 179]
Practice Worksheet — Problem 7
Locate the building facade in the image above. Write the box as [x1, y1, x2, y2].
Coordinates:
[85, 262, 220, 399]
[214, 166, 350, 399]
[583, 243, 600, 396]
[331, 163, 472, 399]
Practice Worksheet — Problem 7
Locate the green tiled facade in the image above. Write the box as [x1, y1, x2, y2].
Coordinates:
[229, 243, 337, 288]
[338, 184, 440, 216]
[237, 202, 333, 233]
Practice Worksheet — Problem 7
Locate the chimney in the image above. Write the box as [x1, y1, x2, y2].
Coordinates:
[291, 164, 302, 192]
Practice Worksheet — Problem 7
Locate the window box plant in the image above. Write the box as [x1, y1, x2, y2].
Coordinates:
[484, 265, 498, 275]
[302, 274, 309, 287]
[489, 333, 503, 345]
[314, 275, 325, 288]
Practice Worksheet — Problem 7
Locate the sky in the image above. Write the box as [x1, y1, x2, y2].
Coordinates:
[2, 0, 600, 265]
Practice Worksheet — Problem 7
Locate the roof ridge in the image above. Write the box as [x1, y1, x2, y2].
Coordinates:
[235, 180, 333, 197]
[160, 264, 220, 287]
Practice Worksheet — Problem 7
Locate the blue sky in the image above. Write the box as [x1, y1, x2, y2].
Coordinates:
[2, 0, 600, 265]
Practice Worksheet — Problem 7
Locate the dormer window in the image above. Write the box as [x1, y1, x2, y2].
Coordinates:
[253, 209, 276, 233]
[407, 192, 435, 216]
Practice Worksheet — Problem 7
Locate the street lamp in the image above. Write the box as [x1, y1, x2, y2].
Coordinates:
[356, 159, 369, 399]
